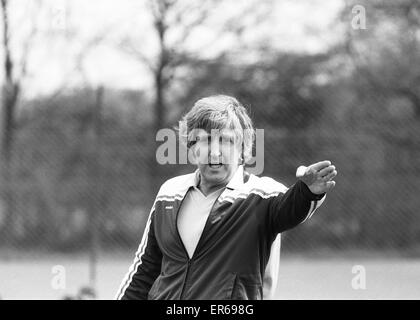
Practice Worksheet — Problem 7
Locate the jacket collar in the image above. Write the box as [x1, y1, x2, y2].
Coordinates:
[226, 165, 245, 190]
[188, 165, 245, 190]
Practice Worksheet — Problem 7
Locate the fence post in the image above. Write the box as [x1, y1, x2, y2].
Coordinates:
[88, 85, 104, 295]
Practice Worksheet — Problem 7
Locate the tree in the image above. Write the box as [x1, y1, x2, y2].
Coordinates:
[317, 0, 420, 249]
[340, 0, 420, 117]
[0, 0, 41, 246]
[119, 0, 274, 189]
[0, 0, 108, 248]
[178, 53, 327, 128]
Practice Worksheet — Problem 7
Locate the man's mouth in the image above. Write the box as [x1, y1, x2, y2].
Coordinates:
[208, 163, 223, 169]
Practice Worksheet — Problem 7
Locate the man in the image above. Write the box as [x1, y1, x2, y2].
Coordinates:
[116, 95, 337, 300]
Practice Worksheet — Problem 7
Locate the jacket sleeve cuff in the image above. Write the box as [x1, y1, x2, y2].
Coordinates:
[298, 180, 326, 201]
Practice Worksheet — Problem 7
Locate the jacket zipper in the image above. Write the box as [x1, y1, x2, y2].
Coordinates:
[179, 259, 192, 300]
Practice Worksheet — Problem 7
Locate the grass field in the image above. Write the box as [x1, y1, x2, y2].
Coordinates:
[1, 253, 419, 300]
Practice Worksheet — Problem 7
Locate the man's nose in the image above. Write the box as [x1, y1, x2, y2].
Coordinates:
[209, 140, 221, 158]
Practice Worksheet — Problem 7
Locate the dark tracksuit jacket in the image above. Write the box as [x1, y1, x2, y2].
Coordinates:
[116, 165, 325, 300]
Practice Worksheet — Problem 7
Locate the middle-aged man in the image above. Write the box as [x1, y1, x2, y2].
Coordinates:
[116, 95, 337, 300]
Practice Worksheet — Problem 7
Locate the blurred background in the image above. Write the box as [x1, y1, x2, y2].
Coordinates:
[0, 0, 419, 300]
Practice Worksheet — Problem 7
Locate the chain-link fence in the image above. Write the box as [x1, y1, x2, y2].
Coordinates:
[2, 88, 418, 252]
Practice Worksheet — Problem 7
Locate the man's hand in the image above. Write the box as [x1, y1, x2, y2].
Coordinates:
[296, 160, 337, 195]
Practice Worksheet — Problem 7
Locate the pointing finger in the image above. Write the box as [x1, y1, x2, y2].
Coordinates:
[319, 165, 336, 177]
[310, 160, 332, 172]
[322, 170, 337, 181]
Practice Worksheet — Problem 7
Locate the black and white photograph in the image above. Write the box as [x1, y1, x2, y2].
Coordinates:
[0, 0, 419, 302]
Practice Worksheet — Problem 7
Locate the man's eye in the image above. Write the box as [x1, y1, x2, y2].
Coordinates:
[221, 137, 234, 144]
[197, 136, 209, 144]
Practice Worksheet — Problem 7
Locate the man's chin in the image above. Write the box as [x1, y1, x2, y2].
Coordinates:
[202, 165, 226, 177]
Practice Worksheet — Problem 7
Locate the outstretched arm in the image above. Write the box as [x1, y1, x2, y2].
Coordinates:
[267, 160, 337, 235]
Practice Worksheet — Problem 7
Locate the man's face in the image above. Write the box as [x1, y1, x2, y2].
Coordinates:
[190, 129, 242, 188]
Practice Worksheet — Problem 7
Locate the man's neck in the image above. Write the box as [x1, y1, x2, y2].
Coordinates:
[197, 182, 226, 197]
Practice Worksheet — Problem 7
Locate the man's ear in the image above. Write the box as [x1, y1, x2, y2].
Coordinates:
[188, 145, 198, 165]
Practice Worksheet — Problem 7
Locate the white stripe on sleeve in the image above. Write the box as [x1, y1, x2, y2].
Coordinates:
[300, 195, 326, 224]
[115, 205, 155, 300]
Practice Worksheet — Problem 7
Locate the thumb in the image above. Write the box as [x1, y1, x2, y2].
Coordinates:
[296, 166, 308, 179]
[296, 165, 316, 179]
[296, 165, 318, 186]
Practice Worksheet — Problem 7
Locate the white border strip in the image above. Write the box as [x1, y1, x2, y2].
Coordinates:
[218, 189, 285, 203]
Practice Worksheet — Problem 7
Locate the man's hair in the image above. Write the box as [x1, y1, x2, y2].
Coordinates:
[179, 95, 255, 163]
